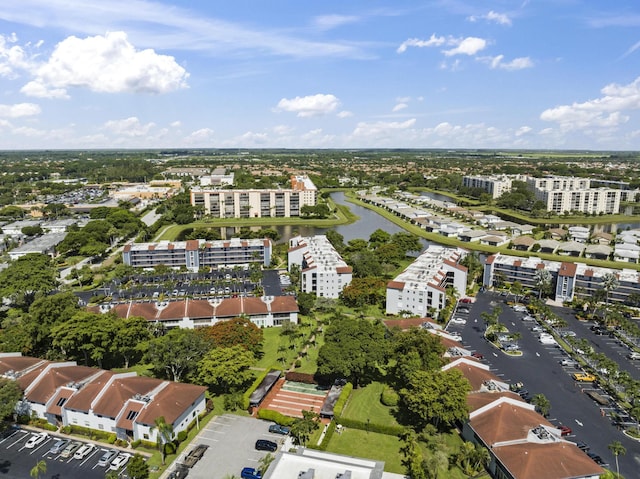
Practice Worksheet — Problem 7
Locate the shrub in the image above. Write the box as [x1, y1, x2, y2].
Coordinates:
[317, 420, 336, 451]
[332, 382, 353, 418]
[177, 431, 188, 443]
[131, 439, 142, 449]
[115, 439, 128, 447]
[107, 433, 117, 444]
[256, 409, 296, 426]
[380, 385, 399, 407]
[294, 359, 302, 368]
[61, 425, 72, 434]
[164, 441, 176, 455]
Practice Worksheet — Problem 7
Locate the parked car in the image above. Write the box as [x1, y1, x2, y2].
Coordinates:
[450, 317, 467, 325]
[168, 464, 189, 479]
[628, 351, 640, 360]
[25, 432, 48, 449]
[572, 372, 596, 382]
[255, 439, 278, 452]
[459, 298, 472, 303]
[560, 359, 578, 367]
[60, 441, 82, 458]
[241, 467, 263, 479]
[182, 444, 209, 468]
[575, 441, 590, 452]
[97, 448, 119, 467]
[449, 332, 462, 341]
[471, 352, 484, 360]
[47, 439, 68, 455]
[268, 424, 290, 435]
[109, 453, 131, 471]
[587, 452, 608, 467]
[74, 442, 96, 460]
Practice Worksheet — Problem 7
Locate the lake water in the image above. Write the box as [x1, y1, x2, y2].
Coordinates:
[222, 191, 432, 250]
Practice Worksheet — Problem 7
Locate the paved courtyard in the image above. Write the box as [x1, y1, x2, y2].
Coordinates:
[259, 379, 328, 418]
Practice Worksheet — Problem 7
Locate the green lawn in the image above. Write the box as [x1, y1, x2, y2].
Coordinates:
[325, 428, 405, 473]
[341, 382, 400, 428]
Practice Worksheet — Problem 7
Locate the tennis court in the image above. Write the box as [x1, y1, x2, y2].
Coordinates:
[259, 379, 328, 418]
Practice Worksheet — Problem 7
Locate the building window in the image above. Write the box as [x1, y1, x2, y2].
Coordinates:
[56, 397, 67, 407]
[144, 433, 149, 440]
[126, 410, 139, 421]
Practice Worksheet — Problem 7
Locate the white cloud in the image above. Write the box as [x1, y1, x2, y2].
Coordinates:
[478, 55, 533, 70]
[443, 37, 487, 56]
[170, 121, 182, 128]
[0, 33, 33, 78]
[103, 117, 156, 137]
[273, 125, 294, 135]
[0, 0, 366, 60]
[313, 14, 359, 31]
[337, 111, 353, 118]
[540, 76, 640, 130]
[468, 11, 512, 26]
[0, 102, 41, 118]
[397, 34, 446, 53]
[184, 128, 215, 144]
[515, 126, 532, 136]
[22, 31, 189, 98]
[392, 103, 408, 112]
[275, 94, 340, 117]
[351, 118, 416, 138]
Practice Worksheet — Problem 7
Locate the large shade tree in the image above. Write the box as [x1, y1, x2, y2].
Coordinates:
[316, 318, 388, 388]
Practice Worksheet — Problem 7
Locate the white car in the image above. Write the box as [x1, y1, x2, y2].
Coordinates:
[73, 442, 95, 460]
[521, 315, 536, 321]
[25, 432, 48, 449]
[449, 332, 463, 341]
[450, 317, 467, 325]
[109, 453, 131, 471]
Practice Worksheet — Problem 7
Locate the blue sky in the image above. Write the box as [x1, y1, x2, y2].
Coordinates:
[0, 0, 639, 150]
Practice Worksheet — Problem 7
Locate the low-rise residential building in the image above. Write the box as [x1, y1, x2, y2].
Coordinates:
[452, 358, 604, 479]
[386, 245, 468, 317]
[191, 175, 317, 218]
[123, 238, 272, 271]
[8, 232, 67, 260]
[94, 296, 299, 328]
[288, 235, 353, 299]
[0, 353, 206, 443]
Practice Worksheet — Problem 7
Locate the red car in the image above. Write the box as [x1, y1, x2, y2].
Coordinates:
[471, 352, 484, 360]
[558, 425, 572, 436]
[459, 298, 472, 303]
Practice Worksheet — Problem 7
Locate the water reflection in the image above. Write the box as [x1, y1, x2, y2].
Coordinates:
[221, 191, 431, 250]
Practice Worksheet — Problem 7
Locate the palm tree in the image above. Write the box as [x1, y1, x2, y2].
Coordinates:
[30, 460, 46, 479]
[155, 416, 174, 465]
[602, 272, 620, 306]
[533, 269, 552, 299]
[258, 452, 275, 474]
[608, 440, 626, 477]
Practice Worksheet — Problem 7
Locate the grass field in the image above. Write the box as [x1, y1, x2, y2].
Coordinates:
[325, 428, 404, 473]
[341, 382, 400, 428]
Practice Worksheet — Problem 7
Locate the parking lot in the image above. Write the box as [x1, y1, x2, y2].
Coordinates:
[451, 291, 640, 478]
[0, 428, 134, 479]
[169, 415, 289, 479]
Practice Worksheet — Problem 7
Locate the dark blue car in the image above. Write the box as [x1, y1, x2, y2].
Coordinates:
[268, 424, 290, 435]
[241, 467, 262, 479]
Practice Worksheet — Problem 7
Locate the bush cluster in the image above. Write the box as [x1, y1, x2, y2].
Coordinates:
[380, 385, 399, 407]
[256, 409, 295, 426]
[332, 382, 353, 418]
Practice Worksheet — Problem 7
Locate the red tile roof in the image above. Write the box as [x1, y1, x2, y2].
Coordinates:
[492, 442, 605, 479]
[470, 401, 553, 446]
[26, 365, 98, 405]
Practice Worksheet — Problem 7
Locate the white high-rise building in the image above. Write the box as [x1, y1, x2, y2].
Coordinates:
[288, 235, 353, 298]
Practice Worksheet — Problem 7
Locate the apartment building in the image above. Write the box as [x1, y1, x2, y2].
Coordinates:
[526, 176, 623, 215]
[122, 238, 272, 271]
[483, 253, 640, 304]
[190, 175, 317, 218]
[0, 353, 206, 443]
[288, 235, 353, 299]
[462, 175, 518, 199]
[386, 245, 468, 317]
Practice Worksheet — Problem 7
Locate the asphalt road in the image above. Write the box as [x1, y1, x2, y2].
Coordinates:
[448, 291, 640, 478]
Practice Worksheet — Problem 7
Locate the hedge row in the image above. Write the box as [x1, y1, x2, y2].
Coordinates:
[315, 420, 336, 451]
[256, 409, 295, 426]
[332, 382, 353, 418]
[284, 371, 316, 384]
